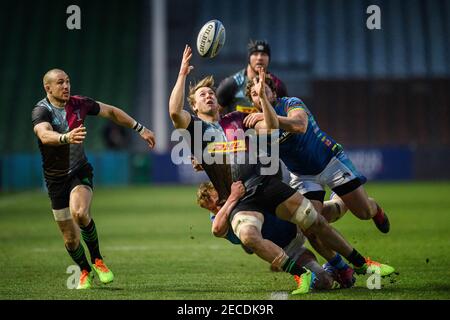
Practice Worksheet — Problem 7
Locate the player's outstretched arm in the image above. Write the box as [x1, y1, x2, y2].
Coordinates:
[244, 110, 308, 134]
[34, 122, 86, 145]
[169, 45, 193, 129]
[97, 102, 155, 149]
[277, 109, 308, 133]
[253, 68, 278, 131]
[212, 181, 246, 238]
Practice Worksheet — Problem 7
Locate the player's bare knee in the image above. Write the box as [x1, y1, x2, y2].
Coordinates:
[71, 207, 90, 223]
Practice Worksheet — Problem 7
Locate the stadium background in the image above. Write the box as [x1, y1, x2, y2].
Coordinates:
[1, 0, 450, 301]
[1, 0, 449, 191]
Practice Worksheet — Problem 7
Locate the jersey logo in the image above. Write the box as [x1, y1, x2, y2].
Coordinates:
[277, 131, 293, 144]
[207, 140, 246, 153]
[236, 105, 258, 114]
[74, 109, 82, 121]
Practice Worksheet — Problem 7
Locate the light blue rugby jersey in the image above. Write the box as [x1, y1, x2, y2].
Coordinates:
[274, 97, 342, 176]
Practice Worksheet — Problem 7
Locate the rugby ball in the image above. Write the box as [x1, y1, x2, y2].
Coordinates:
[196, 20, 226, 58]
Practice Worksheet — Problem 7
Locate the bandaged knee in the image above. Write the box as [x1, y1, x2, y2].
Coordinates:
[290, 198, 318, 230]
[52, 208, 72, 221]
[231, 214, 263, 240]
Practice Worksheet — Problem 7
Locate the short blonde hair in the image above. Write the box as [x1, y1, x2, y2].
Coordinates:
[187, 76, 216, 113]
[196, 181, 215, 208]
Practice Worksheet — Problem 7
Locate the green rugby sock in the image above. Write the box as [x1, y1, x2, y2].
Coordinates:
[81, 219, 103, 263]
[282, 257, 307, 276]
[66, 244, 91, 272]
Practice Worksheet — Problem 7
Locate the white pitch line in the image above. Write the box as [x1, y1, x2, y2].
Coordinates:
[269, 291, 289, 300]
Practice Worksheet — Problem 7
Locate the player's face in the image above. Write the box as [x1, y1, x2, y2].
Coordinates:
[250, 83, 276, 110]
[249, 52, 269, 73]
[47, 72, 71, 102]
[194, 87, 219, 116]
[201, 189, 219, 213]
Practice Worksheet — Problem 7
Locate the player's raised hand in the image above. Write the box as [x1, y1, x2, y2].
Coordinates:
[140, 127, 156, 149]
[230, 181, 246, 201]
[244, 112, 264, 128]
[253, 67, 267, 100]
[190, 156, 204, 172]
[67, 125, 87, 144]
[179, 45, 194, 76]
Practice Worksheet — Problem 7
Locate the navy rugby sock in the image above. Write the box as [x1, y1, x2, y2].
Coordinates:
[346, 249, 366, 268]
[328, 253, 349, 270]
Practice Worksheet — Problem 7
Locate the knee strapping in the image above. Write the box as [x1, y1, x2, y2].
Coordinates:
[52, 208, 71, 221]
[231, 214, 263, 240]
[290, 198, 318, 230]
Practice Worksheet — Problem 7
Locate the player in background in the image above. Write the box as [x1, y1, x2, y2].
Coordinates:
[245, 73, 392, 275]
[216, 40, 287, 115]
[169, 46, 394, 294]
[32, 69, 155, 289]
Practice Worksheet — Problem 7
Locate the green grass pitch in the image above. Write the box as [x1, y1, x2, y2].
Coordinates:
[1, 182, 449, 300]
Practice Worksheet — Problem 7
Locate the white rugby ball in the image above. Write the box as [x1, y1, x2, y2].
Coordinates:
[196, 20, 226, 58]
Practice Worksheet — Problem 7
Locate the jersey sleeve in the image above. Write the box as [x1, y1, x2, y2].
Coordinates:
[186, 114, 197, 135]
[216, 76, 238, 110]
[210, 214, 241, 244]
[285, 97, 306, 114]
[84, 97, 101, 115]
[276, 79, 288, 98]
[271, 73, 289, 98]
[31, 106, 52, 127]
[73, 95, 100, 115]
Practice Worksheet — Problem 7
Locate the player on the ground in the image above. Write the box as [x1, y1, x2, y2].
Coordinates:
[197, 180, 355, 292]
[169, 46, 394, 294]
[32, 69, 155, 289]
[192, 155, 356, 288]
[216, 40, 287, 114]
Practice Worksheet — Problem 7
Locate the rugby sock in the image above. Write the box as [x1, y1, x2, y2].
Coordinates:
[80, 219, 103, 263]
[372, 204, 385, 224]
[328, 253, 349, 270]
[282, 258, 308, 276]
[346, 249, 366, 268]
[66, 244, 91, 272]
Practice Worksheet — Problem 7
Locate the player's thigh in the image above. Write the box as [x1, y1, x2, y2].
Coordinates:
[69, 185, 93, 216]
[275, 191, 304, 220]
